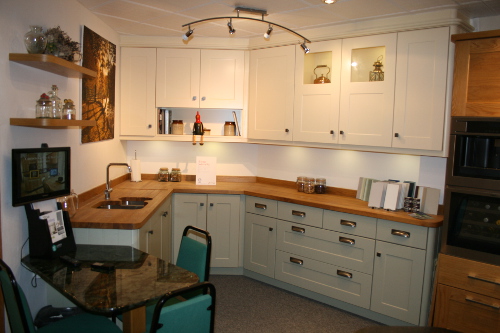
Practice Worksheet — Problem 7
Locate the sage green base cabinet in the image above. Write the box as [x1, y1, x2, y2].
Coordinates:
[172, 193, 240, 268]
[243, 196, 439, 326]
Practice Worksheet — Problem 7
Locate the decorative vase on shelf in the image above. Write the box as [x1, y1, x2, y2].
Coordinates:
[24, 25, 47, 54]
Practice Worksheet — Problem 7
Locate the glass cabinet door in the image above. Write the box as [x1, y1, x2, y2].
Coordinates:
[350, 46, 386, 82]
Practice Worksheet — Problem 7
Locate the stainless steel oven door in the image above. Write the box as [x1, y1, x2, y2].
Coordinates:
[441, 185, 500, 266]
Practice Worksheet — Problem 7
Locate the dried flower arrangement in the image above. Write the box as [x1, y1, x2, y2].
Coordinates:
[44, 26, 82, 62]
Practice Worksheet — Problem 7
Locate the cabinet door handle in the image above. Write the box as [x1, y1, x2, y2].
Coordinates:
[254, 203, 267, 210]
[340, 130, 344, 135]
[391, 229, 410, 238]
[330, 130, 334, 135]
[201, 96, 206, 101]
[148, 124, 152, 128]
[340, 220, 356, 228]
[148, 230, 154, 235]
[339, 236, 355, 245]
[200, 202, 204, 207]
[465, 296, 500, 310]
[269, 227, 274, 232]
[192, 96, 197, 101]
[394, 133, 399, 137]
[291, 226, 305, 234]
[337, 270, 352, 279]
[468, 274, 500, 286]
[210, 203, 214, 207]
[292, 210, 306, 218]
[162, 211, 168, 217]
[285, 128, 290, 133]
[290, 257, 303, 265]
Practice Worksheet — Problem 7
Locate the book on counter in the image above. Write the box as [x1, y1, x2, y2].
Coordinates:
[158, 108, 172, 134]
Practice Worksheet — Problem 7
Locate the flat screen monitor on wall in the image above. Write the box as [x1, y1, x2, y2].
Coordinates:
[12, 146, 71, 207]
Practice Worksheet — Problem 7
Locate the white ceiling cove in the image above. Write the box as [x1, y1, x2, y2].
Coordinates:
[76, 0, 500, 39]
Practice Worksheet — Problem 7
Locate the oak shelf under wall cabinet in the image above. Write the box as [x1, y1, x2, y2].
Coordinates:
[431, 254, 500, 333]
[172, 193, 240, 267]
[451, 29, 500, 117]
[156, 49, 245, 109]
[9, 53, 97, 79]
[10, 118, 96, 129]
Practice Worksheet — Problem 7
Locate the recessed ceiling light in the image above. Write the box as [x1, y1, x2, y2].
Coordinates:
[324, 0, 337, 4]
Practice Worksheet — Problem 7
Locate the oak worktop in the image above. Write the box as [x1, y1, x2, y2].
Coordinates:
[70, 179, 443, 230]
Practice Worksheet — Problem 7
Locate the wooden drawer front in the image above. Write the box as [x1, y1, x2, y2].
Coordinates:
[376, 219, 428, 249]
[275, 250, 372, 309]
[433, 284, 500, 333]
[276, 220, 375, 274]
[277, 202, 323, 228]
[323, 210, 377, 238]
[245, 196, 278, 218]
[438, 254, 500, 297]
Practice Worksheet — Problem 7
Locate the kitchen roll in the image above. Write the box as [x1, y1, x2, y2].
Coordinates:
[130, 159, 142, 182]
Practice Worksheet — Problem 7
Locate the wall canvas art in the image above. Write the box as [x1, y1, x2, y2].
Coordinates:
[81, 26, 116, 143]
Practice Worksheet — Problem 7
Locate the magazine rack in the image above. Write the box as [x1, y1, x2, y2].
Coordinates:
[24, 202, 76, 259]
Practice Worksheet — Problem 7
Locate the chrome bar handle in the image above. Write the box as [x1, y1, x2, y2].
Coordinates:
[465, 296, 500, 310]
[468, 275, 500, 286]
[291, 226, 305, 234]
[339, 236, 355, 245]
[340, 220, 357, 228]
[337, 270, 352, 279]
[254, 203, 267, 210]
[290, 257, 303, 265]
[292, 210, 306, 218]
[391, 229, 410, 238]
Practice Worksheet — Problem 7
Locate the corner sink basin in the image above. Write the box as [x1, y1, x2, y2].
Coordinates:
[93, 199, 149, 210]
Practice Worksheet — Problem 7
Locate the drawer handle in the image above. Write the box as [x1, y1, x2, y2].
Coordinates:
[340, 220, 357, 228]
[391, 229, 410, 238]
[290, 257, 303, 265]
[337, 270, 352, 279]
[465, 296, 500, 310]
[254, 203, 267, 210]
[339, 236, 355, 245]
[292, 210, 306, 218]
[291, 226, 305, 234]
[468, 274, 500, 286]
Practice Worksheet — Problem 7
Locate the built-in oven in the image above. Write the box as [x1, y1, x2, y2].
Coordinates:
[442, 117, 500, 265]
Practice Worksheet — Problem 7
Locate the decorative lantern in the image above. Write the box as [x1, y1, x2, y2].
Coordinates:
[369, 55, 384, 81]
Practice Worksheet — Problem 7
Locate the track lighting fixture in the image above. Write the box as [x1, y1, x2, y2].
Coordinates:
[264, 24, 273, 39]
[182, 26, 194, 41]
[301, 40, 310, 54]
[227, 19, 236, 34]
[182, 6, 311, 50]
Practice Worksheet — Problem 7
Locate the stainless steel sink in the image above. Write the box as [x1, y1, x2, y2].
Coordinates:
[118, 197, 152, 205]
[93, 199, 150, 210]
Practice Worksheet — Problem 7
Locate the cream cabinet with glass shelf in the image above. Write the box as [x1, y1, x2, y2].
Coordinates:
[247, 45, 295, 141]
[156, 49, 244, 109]
[339, 33, 397, 147]
[293, 40, 342, 143]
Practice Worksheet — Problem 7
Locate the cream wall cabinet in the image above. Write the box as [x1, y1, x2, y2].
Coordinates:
[172, 193, 240, 268]
[156, 49, 244, 109]
[120, 47, 157, 136]
[247, 45, 295, 141]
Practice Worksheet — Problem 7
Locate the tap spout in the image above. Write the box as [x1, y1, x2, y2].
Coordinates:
[105, 163, 132, 200]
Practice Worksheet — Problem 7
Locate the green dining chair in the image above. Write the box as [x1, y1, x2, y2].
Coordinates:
[0, 259, 122, 333]
[149, 282, 216, 333]
[176, 225, 212, 282]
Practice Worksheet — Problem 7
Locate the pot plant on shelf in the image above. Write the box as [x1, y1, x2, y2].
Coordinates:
[44, 26, 82, 62]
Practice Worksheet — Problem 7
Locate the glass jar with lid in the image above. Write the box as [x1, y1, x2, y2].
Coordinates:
[224, 121, 236, 136]
[36, 94, 52, 118]
[158, 168, 169, 182]
[171, 120, 184, 135]
[315, 178, 326, 194]
[170, 168, 182, 182]
[296, 176, 306, 192]
[303, 177, 315, 194]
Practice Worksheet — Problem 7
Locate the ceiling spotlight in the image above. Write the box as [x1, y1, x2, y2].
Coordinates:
[264, 24, 273, 39]
[227, 19, 236, 34]
[182, 26, 194, 40]
[301, 41, 310, 54]
[323, 0, 337, 4]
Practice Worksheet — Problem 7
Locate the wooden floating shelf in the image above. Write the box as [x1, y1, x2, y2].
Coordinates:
[10, 118, 96, 129]
[9, 53, 97, 79]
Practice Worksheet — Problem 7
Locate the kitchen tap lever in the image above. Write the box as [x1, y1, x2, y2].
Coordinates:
[105, 163, 132, 200]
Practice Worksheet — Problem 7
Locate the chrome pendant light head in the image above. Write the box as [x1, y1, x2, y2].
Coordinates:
[301, 40, 310, 54]
[227, 19, 236, 34]
[182, 26, 194, 41]
[264, 24, 273, 39]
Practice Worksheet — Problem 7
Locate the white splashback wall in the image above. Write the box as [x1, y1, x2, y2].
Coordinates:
[126, 142, 447, 200]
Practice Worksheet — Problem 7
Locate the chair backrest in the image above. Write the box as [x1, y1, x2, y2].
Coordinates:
[176, 225, 212, 282]
[0, 259, 36, 333]
[150, 282, 216, 333]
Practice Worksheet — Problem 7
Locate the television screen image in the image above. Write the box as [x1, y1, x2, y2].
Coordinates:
[12, 147, 71, 207]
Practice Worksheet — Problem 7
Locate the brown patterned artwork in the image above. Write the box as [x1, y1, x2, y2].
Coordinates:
[81, 26, 116, 143]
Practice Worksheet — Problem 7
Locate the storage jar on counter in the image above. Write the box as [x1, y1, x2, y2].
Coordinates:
[158, 168, 169, 182]
[170, 168, 182, 182]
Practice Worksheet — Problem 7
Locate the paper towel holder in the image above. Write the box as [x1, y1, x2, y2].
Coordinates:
[131, 150, 142, 182]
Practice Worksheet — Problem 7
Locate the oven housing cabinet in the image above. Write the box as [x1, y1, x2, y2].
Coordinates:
[441, 117, 500, 266]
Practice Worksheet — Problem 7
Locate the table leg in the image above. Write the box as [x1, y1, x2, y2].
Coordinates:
[122, 306, 146, 333]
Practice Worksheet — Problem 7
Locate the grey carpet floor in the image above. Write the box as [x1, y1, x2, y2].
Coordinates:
[210, 275, 382, 333]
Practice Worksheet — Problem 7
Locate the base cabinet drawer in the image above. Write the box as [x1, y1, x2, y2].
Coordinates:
[278, 201, 323, 228]
[276, 220, 375, 274]
[433, 284, 500, 333]
[274, 249, 372, 309]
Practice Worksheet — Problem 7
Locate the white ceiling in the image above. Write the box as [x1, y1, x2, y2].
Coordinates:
[76, 0, 500, 39]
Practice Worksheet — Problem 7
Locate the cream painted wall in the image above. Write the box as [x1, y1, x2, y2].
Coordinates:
[0, 0, 125, 321]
